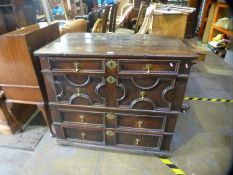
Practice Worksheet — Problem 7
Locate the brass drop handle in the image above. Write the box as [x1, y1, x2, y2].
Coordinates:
[81, 132, 86, 139]
[74, 62, 81, 73]
[145, 64, 152, 74]
[76, 88, 82, 96]
[135, 138, 140, 145]
[139, 91, 146, 100]
[137, 120, 144, 128]
[80, 115, 85, 123]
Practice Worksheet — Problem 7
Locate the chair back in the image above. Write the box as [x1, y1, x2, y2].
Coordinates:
[100, 5, 110, 33]
[134, 2, 148, 33]
[109, 2, 120, 32]
[92, 19, 103, 33]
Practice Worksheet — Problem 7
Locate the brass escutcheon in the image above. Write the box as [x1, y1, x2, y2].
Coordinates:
[106, 60, 117, 69]
[106, 130, 114, 136]
[145, 64, 152, 74]
[139, 91, 146, 100]
[106, 113, 116, 120]
[81, 132, 86, 139]
[137, 120, 144, 128]
[106, 76, 116, 84]
[80, 115, 85, 123]
[135, 138, 140, 145]
[74, 62, 81, 73]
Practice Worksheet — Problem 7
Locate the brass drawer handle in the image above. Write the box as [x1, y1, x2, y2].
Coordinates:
[106, 60, 117, 69]
[137, 120, 143, 128]
[76, 88, 83, 96]
[106, 113, 116, 120]
[106, 130, 114, 136]
[135, 138, 140, 145]
[81, 132, 86, 139]
[145, 64, 152, 74]
[80, 115, 85, 123]
[106, 76, 116, 84]
[139, 91, 146, 100]
[74, 62, 81, 73]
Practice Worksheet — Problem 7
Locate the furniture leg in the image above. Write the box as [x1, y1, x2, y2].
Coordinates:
[5, 101, 22, 132]
[182, 103, 190, 113]
[37, 103, 55, 137]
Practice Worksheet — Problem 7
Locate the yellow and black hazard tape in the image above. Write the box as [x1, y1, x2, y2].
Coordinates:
[160, 158, 185, 175]
[184, 96, 233, 103]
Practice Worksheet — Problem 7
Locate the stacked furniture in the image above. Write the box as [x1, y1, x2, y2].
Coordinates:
[35, 33, 197, 156]
[209, 2, 233, 41]
[0, 23, 60, 135]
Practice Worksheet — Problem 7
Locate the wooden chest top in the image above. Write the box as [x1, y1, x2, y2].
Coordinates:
[34, 33, 196, 59]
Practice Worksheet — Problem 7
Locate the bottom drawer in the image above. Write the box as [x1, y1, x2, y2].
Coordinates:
[116, 132, 161, 150]
[54, 125, 104, 144]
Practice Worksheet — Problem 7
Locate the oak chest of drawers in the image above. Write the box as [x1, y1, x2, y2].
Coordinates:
[35, 33, 197, 156]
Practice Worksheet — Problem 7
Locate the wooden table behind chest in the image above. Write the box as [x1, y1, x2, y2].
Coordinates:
[35, 33, 196, 156]
[0, 23, 60, 135]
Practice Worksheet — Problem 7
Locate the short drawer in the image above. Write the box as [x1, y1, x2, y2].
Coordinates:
[49, 58, 105, 73]
[64, 127, 104, 143]
[59, 109, 104, 126]
[118, 60, 179, 74]
[116, 132, 161, 149]
[117, 114, 165, 131]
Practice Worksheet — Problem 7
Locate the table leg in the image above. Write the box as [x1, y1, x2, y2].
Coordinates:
[37, 103, 55, 137]
[5, 101, 22, 132]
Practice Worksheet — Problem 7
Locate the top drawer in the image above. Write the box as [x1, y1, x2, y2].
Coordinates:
[118, 60, 180, 75]
[49, 58, 105, 73]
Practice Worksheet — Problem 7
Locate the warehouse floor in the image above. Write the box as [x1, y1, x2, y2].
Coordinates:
[0, 51, 233, 175]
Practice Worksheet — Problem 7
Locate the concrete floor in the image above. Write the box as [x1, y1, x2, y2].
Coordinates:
[0, 51, 233, 175]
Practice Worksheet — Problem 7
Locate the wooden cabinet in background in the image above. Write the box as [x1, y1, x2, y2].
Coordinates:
[0, 23, 60, 135]
[35, 33, 197, 156]
[150, 13, 188, 39]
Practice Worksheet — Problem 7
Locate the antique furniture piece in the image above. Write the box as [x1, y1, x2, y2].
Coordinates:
[0, 23, 60, 136]
[35, 33, 197, 156]
[150, 12, 188, 39]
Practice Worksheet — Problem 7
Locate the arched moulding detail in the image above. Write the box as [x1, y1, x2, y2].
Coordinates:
[130, 97, 156, 110]
[64, 75, 91, 87]
[69, 93, 94, 105]
[131, 77, 160, 90]
[54, 80, 64, 98]
[95, 77, 106, 101]
[117, 83, 126, 101]
[161, 79, 175, 109]
[161, 85, 174, 109]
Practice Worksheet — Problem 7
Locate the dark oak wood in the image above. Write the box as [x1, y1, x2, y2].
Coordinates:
[0, 23, 60, 135]
[36, 33, 197, 156]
